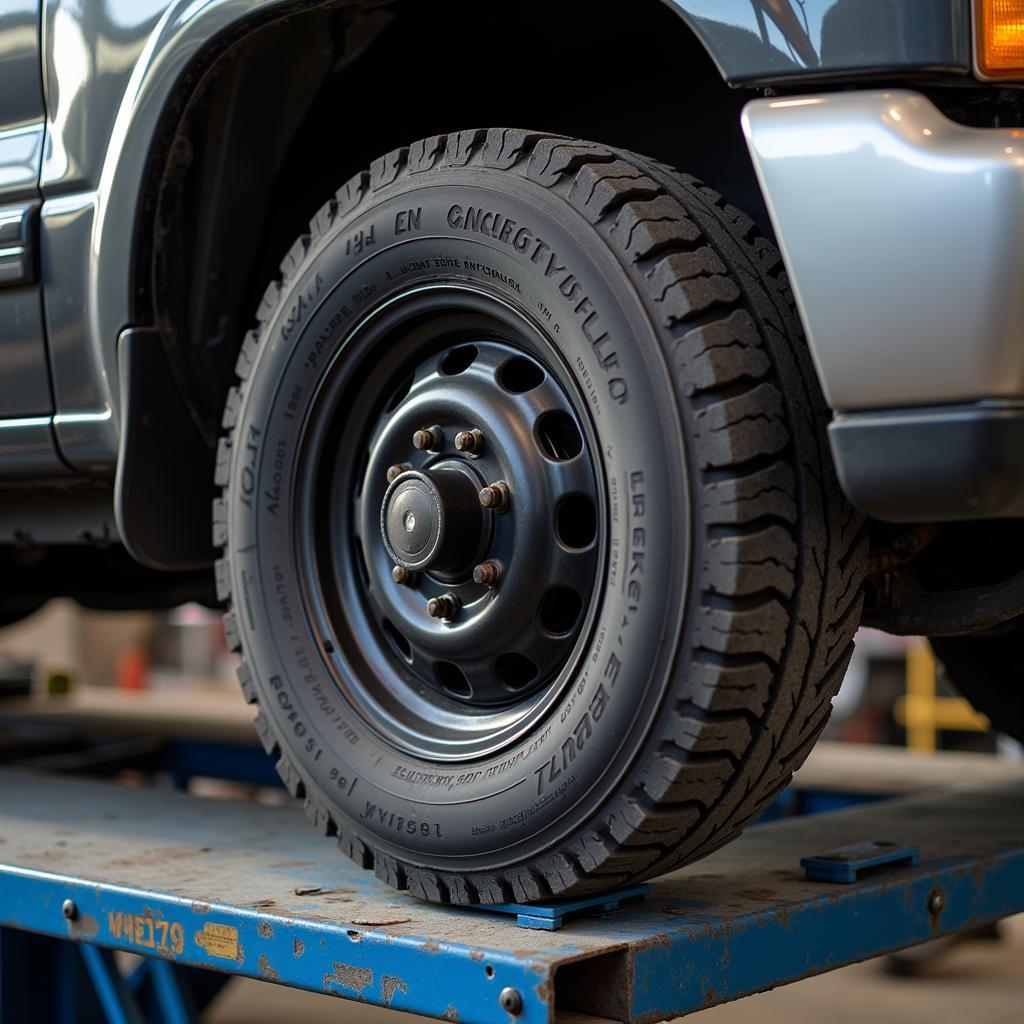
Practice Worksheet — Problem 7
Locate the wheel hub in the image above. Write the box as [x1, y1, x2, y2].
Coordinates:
[381, 465, 484, 574]
[349, 336, 599, 707]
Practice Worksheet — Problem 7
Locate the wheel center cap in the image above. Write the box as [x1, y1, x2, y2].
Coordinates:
[381, 465, 484, 574]
[385, 477, 438, 560]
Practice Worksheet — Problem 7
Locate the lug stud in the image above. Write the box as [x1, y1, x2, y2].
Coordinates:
[473, 560, 503, 587]
[455, 429, 484, 455]
[392, 565, 415, 585]
[386, 463, 411, 483]
[427, 593, 460, 620]
[412, 426, 443, 452]
[479, 481, 510, 512]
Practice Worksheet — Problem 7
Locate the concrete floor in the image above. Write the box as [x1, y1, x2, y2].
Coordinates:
[205, 914, 1024, 1024]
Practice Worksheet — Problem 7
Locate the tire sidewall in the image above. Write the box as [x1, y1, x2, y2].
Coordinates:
[228, 171, 690, 868]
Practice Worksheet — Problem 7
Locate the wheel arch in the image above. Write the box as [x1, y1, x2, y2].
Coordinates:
[119, 0, 763, 570]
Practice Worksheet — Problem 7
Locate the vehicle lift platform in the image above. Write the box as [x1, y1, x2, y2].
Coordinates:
[0, 755, 1022, 1024]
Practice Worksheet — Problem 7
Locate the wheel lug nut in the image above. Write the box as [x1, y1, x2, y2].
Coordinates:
[455, 429, 483, 455]
[412, 426, 443, 452]
[386, 463, 411, 483]
[427, 594, 460, 620]
[473, 560, 503, 586]
[392, 565, 415, 585]
[479, 481, 510, 512]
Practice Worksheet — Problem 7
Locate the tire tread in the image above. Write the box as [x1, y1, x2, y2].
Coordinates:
[214, 128, 865, 902]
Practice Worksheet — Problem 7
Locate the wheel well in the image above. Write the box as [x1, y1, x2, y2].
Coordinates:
[129, 0, 763, 569]
[138, 0, 762, 444]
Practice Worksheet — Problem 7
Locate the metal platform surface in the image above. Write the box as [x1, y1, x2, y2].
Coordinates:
[0, 767, 1022, 1024]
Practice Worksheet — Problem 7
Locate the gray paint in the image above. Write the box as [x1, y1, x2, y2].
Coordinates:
[39, 0, 169, 193]
[0, 197, 53, 429]
[40, 192, 116, 473]
[0, 201, 35, 285]
[666, 0, 971, 83]
[743, 89, 1024, 412]
[0, 415, 69, 476]
[0, 2, 51, 428]
[31, 0, 986, 475]
[0, 289, 50, 417]
[37, 0, 323, 472]
[0, 124, 44, 201]
[0, 0, 997, 480]
[0, 0, 45, 127]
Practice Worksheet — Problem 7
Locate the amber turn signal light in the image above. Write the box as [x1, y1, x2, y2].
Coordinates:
[978, 0, 1024, 77]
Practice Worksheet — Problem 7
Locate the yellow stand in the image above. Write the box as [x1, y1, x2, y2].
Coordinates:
[894, 639, 989, 753]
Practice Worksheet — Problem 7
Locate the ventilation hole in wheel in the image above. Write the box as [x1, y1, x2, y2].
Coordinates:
[497, 356, 545, 394]
[384, 371, 415, 412]
[556, 494, 597, 549]
[535, 410, 583, 460]
[382, 619, 412, 662]
[538, 587, 584, 636]
[494, 652, 539, 691]
[435, 660, 472, 698]
[440, 345, 478, 376]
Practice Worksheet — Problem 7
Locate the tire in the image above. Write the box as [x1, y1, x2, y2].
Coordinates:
[931, 632, 1024, 743]
[215, 129, 867, 904]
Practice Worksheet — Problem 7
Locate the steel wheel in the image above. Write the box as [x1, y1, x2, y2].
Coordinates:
[296, 288, 601, 759]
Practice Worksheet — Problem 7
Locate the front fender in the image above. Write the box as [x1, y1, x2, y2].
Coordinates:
[664, 0, 971, 85]
[39, 0, 333, 472]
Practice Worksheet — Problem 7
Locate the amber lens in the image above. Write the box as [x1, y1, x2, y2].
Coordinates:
[978, 0, 1024, 77]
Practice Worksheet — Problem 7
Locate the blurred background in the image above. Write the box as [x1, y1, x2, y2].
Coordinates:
[0, 603, 1020, 1023]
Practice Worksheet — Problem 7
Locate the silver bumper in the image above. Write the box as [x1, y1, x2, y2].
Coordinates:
[742, 90, 1024, 413]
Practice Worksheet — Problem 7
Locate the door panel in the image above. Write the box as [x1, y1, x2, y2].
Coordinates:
[0, 1, 54, 427]
[0, 0, 44, 129]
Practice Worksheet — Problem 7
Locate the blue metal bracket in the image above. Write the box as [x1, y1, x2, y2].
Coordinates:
[470, 884, 651, 930]
[71, 942, 203, 1024]
[79, 944, 145, 1024]
[801, 841, 921, 883]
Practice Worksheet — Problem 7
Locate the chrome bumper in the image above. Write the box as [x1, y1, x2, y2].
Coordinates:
[742, 90, 1024, 413]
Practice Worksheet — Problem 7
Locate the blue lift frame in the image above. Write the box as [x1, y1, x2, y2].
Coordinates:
[1, 766, 1022, 1023]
